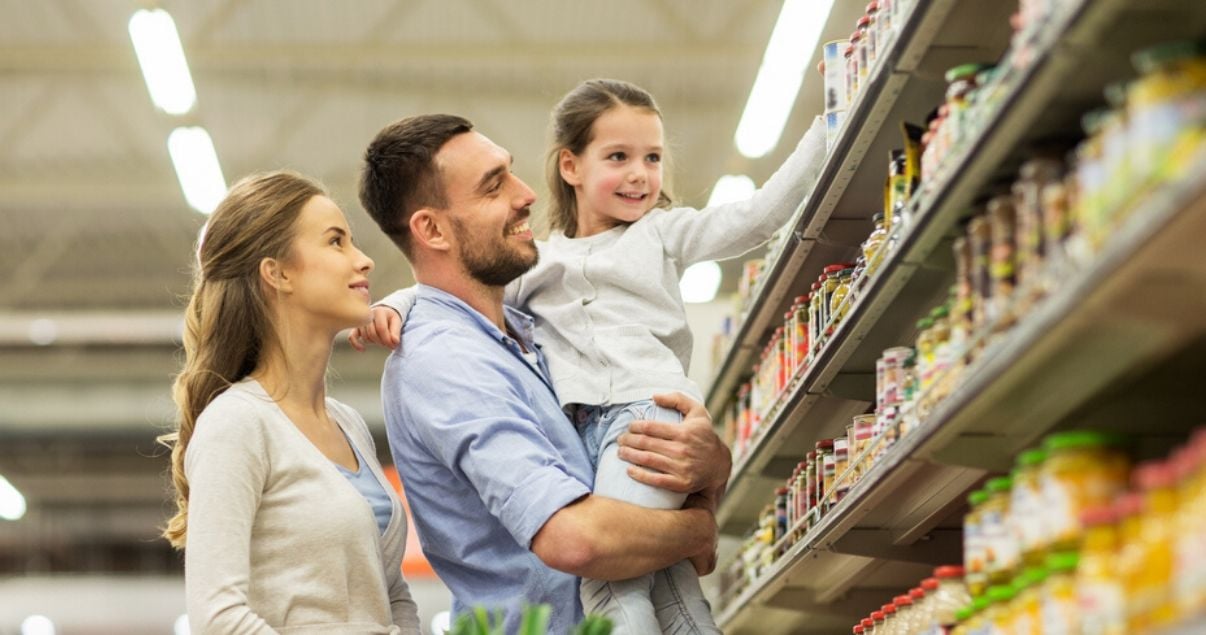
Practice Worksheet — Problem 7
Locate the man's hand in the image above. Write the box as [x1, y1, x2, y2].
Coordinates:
[348, 306, 403, 352]
[616, 392, 732, 495]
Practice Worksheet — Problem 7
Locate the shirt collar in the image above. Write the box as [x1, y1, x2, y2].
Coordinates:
[414, 284, 538, 349]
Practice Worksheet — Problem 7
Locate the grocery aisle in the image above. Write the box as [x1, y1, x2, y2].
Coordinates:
[702, 0, 1206, 632]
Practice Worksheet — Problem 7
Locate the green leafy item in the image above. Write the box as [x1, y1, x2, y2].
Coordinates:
[448, 604, 612, 635]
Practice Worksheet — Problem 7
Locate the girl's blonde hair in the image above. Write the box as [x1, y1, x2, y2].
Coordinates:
[545, 79, 673, 238]
[160, 170, 324, 549]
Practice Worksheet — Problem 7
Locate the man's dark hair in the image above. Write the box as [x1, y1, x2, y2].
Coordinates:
[359, 114, 474, 258]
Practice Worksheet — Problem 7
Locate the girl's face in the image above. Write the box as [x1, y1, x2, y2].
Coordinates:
[560, 105, 664, 237]
[276, 195, 375, 332]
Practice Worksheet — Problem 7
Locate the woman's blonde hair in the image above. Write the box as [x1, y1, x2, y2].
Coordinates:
[160, 170, 324, 549]
[545, 79, 673, 238]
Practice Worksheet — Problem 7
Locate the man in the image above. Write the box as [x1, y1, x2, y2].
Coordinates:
[355, 114, 730, 633]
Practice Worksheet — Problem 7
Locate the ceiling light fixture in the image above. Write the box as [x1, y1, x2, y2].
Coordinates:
[128, 8, 197, 115]
[735, 0, 835, 158]
[0, 474, 27, 521]
[168, 127, 227, 215]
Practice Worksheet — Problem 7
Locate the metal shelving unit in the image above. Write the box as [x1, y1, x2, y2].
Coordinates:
[707, 0, 1206, 632]
[718, 149, 1206, 633]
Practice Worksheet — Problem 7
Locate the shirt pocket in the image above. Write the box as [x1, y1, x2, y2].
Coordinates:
[595, 324, 683, 375]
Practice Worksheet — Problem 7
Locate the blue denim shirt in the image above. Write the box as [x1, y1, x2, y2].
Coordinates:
[382, 285, 593, 634]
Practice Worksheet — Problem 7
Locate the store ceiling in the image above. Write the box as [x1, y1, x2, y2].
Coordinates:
[0, 0, 823, 573]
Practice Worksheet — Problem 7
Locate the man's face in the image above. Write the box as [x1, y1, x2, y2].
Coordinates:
[435, 131, 539, 287]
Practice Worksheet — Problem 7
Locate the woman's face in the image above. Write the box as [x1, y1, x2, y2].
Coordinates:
[277, 195, 375, 332]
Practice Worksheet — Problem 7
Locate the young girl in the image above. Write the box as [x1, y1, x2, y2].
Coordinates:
[358, 79, 825, 633]
[162, 171, 421, 634]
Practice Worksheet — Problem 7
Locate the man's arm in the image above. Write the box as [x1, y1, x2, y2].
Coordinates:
[530, 494, 716, 581]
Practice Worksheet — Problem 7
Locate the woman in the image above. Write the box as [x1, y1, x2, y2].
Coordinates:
[160, 171, 421, 633]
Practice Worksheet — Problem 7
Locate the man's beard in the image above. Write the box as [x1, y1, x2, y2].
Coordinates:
[451, 216, 538, 287]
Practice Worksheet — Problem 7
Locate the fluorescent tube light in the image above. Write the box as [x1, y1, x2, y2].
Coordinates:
[0, 474, 26, 521]
[735, 0, 835, 158]
[707, 174, 757, 207]
[168, 127, 227, 215]
[129, 9, 197, 115]
[680, 261, 723, 303]
[20, 616, 55, 635]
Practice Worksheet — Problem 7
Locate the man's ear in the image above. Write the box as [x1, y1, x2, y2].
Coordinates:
[410, 209, 452, 252]
[259, 257, 292, 293]
[559, 148, 582, 187]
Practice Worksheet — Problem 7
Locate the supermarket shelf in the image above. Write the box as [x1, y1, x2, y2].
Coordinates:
[713, 0, 1206, 532]
[704, 0, 1008, 417]
[716, 149, 1206, 632]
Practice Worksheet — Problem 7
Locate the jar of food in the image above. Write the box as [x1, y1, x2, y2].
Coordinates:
[965, 489, 990, 597]
[967, 213, 993, 335]
[804, 451, 818, 527]
[1128, 40, 1206, 185]
[983, 476, 1021, 585]
[987, 194, 1018, 331]
[852, 414, 876, 479]
[952, 234, 974, 353]
[1013, 567, 1047, 635]
[830, 268, 856, 327]
[847, 33, 862, 102]
[809, 280, 825, 352]
[1041, 430, 1130, 551]
[878, 346, 912, 409]
[1074, 110, 1109, 251]
[965, 595, 991, 635]
[785, 466, 798, 537]
[823, 39, 851, 112]
[880, 602, 898, 634]
[1013, 158, 1064, 297]
[864, 212, 890, 275]
[834, 435, 851, 504]
[1135, 461, 1180, 629]
[914, 317, 936, 395]
[821, 264, 852, 334]
[857, 17, 873, 81]
[907, 586, 926, 634]
[815, 439, 835, 511]
[821, 443, 838, 511]
[928, 305, 953, 401]
[872, 609, 887, 633]
[1100, 83, 1132, 222]
[773, 326, 787, 394]
[932, 565, 972, 632]
[1077, 504, 1124, 635]
[1042, 551, 1081, 635]
[782, 311, 796, 379]
[774, 486, 789, 544]
[982, 584, 1015, 634]
[1040, 178, 1072, 275]
[1012, 448, 1049, 568]
[864, 5, 879, 68]
[914, 577, 940, 631]
[950, 605, 974, 635]
[878, 0, 895, 42]
[944, 64, 985, 150]
[1175, 430, 1206, 617]
[792, 296, 810, 373]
